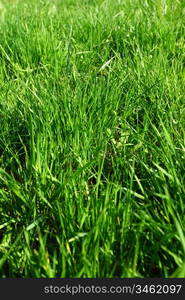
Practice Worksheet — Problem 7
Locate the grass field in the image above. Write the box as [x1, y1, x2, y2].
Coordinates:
[0, 0, 185, 278]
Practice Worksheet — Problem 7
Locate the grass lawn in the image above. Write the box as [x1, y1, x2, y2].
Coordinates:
[0, 0, 185, 278]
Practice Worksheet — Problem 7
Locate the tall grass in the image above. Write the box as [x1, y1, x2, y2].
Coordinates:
[0, 0, 185, 277]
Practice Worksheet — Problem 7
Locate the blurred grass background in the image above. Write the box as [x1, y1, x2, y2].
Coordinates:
[0, 0, 185, 277]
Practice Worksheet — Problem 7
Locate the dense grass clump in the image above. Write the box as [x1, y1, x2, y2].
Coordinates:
[0, 0, 185, 277]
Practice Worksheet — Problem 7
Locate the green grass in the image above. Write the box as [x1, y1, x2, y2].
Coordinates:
[0, 0, 185, 278]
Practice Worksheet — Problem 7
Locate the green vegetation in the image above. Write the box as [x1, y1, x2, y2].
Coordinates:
[0, 0, 185, 277]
